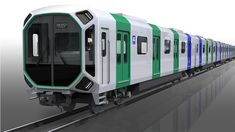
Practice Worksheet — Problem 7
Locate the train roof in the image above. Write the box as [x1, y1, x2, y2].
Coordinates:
[30, 5, 233, 46]
[31, 5, 113, 19]
[31, 5, 89, 14]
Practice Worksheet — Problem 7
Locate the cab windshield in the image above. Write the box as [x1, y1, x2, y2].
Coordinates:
[25, 15, 81, 86]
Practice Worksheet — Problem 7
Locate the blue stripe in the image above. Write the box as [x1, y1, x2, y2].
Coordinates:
[198, 36, 202, 66]
[186, 33, 191, 69]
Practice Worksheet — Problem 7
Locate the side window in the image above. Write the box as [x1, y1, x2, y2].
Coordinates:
[209, 45, 211, 53]
[101, 32, 106, 57]
[164, 39, 171, 54]
[196, 43, 198, 53]
[181, 41, 186, 54]
[203, 44, 205, 53]
[137, 36, 148, 54]
[213, 46, 215, 53]
[117, 34, 121, 64]
[85, 25, 95, 76]
[85, 25, 95, 51]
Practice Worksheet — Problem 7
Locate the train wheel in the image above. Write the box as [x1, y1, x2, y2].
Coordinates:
[114, 97, 122, 105]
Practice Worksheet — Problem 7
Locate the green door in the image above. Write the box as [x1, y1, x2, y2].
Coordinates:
[116, 31, 130, 89]
[149, 24, 161, 79]
[171, 29, 179, 73]
[152, 36, 161, 79]
[174, 39, 179, 73]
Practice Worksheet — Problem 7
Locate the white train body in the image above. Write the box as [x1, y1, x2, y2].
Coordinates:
[23, 6, 235, 111]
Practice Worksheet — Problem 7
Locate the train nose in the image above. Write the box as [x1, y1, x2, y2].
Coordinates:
[23, 14, 82, 88]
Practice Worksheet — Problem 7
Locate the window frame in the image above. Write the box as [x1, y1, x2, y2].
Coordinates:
[32, 33, 39, 57]
[85, 25, 95, 77]
[196, 43, 198, 53]
[123, 34, 128, 63]
[76, 10, 93, 24]
[116, 33, 121, 64]
[137, 36, 148, 55]
[101, 32, 106, 57]
[203, 44, 205, 53]
[209, 45, 211, 53]
[164, 39, 171, 54]
[181, 41, 186, 54]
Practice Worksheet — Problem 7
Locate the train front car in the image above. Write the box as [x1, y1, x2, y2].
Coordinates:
[23, 6, 98, 112]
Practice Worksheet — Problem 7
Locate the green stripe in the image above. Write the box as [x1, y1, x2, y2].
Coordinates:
[111, 14, 131, 31]
[149, 24, 161, 79]
[170, 29, 179, 73]
[111, 14, 131, 89]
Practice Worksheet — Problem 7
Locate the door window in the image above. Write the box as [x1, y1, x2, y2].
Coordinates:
[124, 34, 128, 63]
[181, 42, 186, 54]
[101, 32, 106, 57]
[117, 33, 121, 64]
[153, 38, 156, 60]
[156, 37, 160, 60]
[203, 44, 205, 53]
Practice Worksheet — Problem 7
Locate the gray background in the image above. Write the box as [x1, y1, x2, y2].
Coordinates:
[1, 43, 60, 131]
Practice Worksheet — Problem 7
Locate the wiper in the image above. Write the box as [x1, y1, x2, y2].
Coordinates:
[36, 50, 46, 66]
[36, 37, 49, 66]
[56, 51, 66, 65]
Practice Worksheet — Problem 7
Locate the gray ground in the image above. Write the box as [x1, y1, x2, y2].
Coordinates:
[188, 66, 235, 132]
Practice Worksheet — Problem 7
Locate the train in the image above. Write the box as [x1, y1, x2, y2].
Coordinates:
[23, 5, 235, 113]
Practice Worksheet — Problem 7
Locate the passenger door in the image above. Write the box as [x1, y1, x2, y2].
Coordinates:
[206, 40, 208, 64]
[116, 32, 130, 88]
[101, 29, 110, 84]
[174, 39, 179, 73]
[152, 36, 160, 78]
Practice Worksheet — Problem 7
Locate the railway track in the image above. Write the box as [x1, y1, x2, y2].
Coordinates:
[4, 61, 232, 132]
[4, 106, 89, 132]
